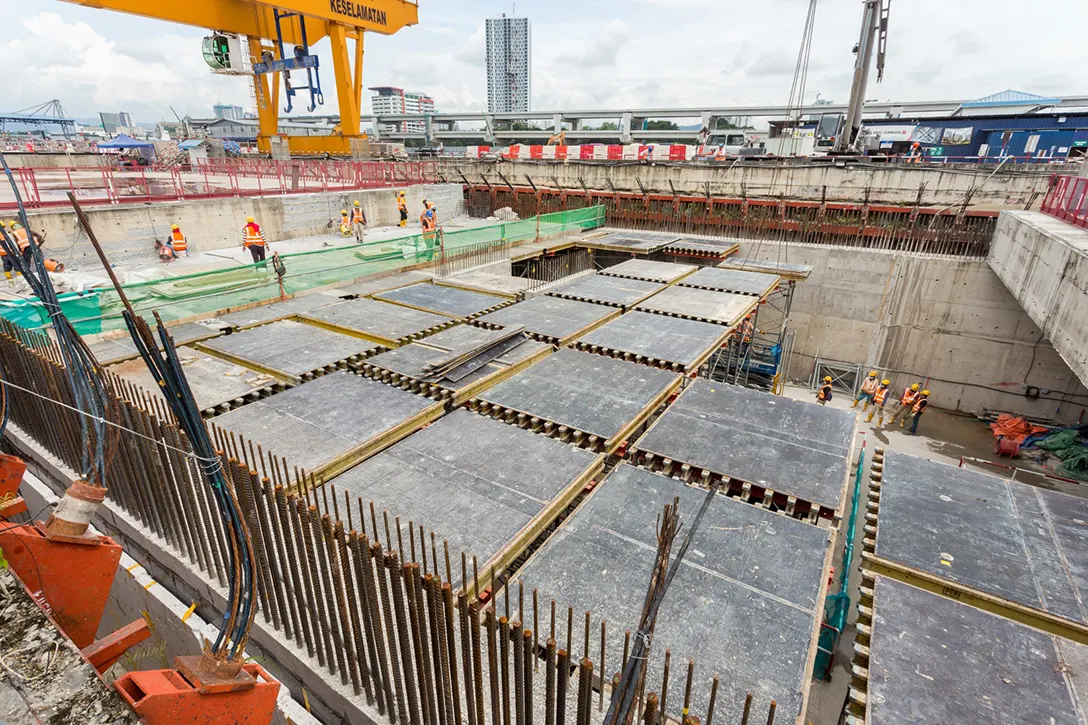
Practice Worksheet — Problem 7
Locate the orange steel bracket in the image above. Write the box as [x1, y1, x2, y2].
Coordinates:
[0, 452, 27, 499]
[82, 618, 152, 675]
[0, 522, 122, 648]
[115, 658, 280, 725]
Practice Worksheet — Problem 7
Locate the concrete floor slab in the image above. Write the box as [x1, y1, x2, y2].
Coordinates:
[472, 348, 681, 453]
[325, 409, 603, 588]
[719, 257, 813, 280]
[359, 325, 552, 404]
[438, 271, 530, 298]
[635, 285, 756, 326]
[573, 310, 731, 372]
[216, 291, 343, 329]
[373, 281, 512, 318]
[198, 319, 381, 381]
[332, 270, 433, 298]
[300, 297, 457, 346]
[863, 576, 1088, 725]
[586, 231, 680, 253]
[600, 259, 698, 284]
[108, 346, 284, 415]
[633, 379, 855, 515]
[662, 236, 742, 258]
[210, 370, 443, 478]
[89, 320, 229, 365]
[504, 464, 832, 722]
[679, 266, 781, 297]
[873, 451, 1088, 626]
[475, 296, 620, 345]
[545, 274, 664, 308]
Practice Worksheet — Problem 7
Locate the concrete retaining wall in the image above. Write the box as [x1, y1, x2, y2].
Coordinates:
[738, 242, 1088, 423]
[448, 159, 1050, 210]
[21, 182, 464, 270]
[4, 152, 108, 169]
[989, 211, 1088, 390]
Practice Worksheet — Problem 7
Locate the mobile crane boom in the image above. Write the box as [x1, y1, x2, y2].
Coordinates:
[830, 0, 890, 154]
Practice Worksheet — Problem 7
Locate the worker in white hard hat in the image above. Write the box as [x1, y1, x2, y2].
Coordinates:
[852, 370, 880, 410]
[816, 376, 833, 405]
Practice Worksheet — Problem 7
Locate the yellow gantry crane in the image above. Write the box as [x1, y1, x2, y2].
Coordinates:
[62, 0, 418, 155]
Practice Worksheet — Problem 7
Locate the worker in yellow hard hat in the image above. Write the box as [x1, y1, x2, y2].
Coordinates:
[167, 224, 188, 256]
[852, 370, 879, 410]
[4, 220, 32, 277]
[816, 375, 833, 405]
[908, 390, 930, 435]
[338, 209, 353, 237]
[242, 215, 268, 265]
[396, 190, 408, 227]
[350, 200, 366, 243]
[867, 379, 892, 425]
[888, 382, 922, 427]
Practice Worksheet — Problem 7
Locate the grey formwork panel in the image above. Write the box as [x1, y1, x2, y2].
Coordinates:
[545, 273, 664, 309]
[573, 310, 730, 373]
[197, 319, 381, 382]
[325, 409, 604, 590]
[332, 270, 432, 298]
[599, 259, 698, 284]
[635, 285, 756, 327]
[210, 371, 443, 479]
[474, 296, 620, 345]
[503, 464, 833, 723]
[373, 281, 513, 318]
[719, 257, 813, 280]
[358, 325, 553, 404]
[633, 379, 854, 517]
[299, 297, 458, 347]
[436, 271, 529, 298]
[89, 321, 229, 365]
[662, 236, 742, 258]
[678, 266, 781, 298]
[585, 231, 680, 253]
[216, 291, 342, 328]
[870, 451, 1088, 627]
[107, 346, 286, 416]
[470, 348, 681, 454]
[863, 576, 1088, 725]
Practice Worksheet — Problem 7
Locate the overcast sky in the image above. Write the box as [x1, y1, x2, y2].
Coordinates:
[0, 0, 1085, 125]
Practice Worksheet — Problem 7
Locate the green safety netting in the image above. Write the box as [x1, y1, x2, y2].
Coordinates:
[1, 206, 605, 336]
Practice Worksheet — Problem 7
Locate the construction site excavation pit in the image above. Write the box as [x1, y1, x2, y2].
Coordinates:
[322, 409, 604, 591]
[500, 463, 834, 724]
[210, 370, 445, 480]
[632, 380, 857, 521]
[357, 325, 553, 404]
[197, 318, 383, 382]
[469, 347, 682, 454]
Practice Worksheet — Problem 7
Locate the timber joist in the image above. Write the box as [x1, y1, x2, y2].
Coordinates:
[544, 290, 627, 310]
[571, 341, 691, 373]
[467, 319, 560, 346]
[677, 279, 769, 298]
[626, 449, 837, 526]
[202, 379, 294, 419]
[637, 307, 732, 327]
[662, 241, 740, 259]
[353, 361, 454, 402]
[463, 399, 609, 454]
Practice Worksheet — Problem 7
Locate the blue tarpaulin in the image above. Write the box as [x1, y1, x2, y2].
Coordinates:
[97, 133, 154, 149]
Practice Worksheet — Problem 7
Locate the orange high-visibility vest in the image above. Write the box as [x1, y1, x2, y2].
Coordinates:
[420, 211, 435, 232]
[873, 386, 889, 405]
[397, 198, 407, 212]
[351, 208, 365, 223]
[861, 377, 879, 395]
[242, 223, 266, 248]
[900, 388, 919, 406]
[11, 227, 30, 251]
[912, 397, 928, 414]
[170, 229, 187, 252]
[818, 384, 832, 401]
[341, 212, 350, 226]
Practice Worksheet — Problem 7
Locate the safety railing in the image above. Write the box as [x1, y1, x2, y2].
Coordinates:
[1041, 174, 1088, 228]
[0, 161, 440, 212]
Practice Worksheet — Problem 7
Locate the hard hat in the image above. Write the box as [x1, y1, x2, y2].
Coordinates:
[353, 200, 360, 206]
[921, 389, 930, 396]
[912, 141, 920, 147]
[7, 220, 18, 228]
[868, 370, 877, 377]
[341, 209, 347, 214]
[910, 383, 919, 391]
[882, 379, 890, 385]
[823, 376, 832, 382]
[171, 224, 179, 230]
[246, 216, 255, 223]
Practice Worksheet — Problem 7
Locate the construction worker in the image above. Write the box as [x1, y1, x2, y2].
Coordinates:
[419, 204, 437, 251]
[351, 200, 366, 243]
[888, 383, 921, 427]
[7, 221, 32, 271]
[907, 141, 923, 163]
[338, 209, 353, 237]
[167, 224, 188, 256]
[242, 216, 268, 265]
[908, 390, 930, 435]
[396, 191, 408, 227]
[424, 199, 437, 228]
[866, 379, 892, 425]
[816, 376, 833, 405]
[852, 370, 880, 410]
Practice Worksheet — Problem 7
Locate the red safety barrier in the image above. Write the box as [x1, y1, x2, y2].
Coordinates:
[607, 145, 623, 160]
[1041, 174, 1088, 229]
[554, 145, 568, 160]
[528, 145, 543, 159]
[579, 146, 594, 160]
[669, 145, 688, 161]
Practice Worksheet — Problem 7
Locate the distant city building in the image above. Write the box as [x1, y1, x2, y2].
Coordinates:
[213, 104, 246, 121]
[118, 112, 133, 128]
[486, 14, 530, 113]
[99, 112, 121, 134]
[369, 87, 436, 134]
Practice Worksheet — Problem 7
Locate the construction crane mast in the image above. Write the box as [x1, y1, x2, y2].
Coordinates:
[60, 0, 418, 156]
[831, 0, 890, 154]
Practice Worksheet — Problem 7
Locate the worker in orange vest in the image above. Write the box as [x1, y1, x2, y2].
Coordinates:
[241, 216, 268, 264]
[396, 190, 408, 227]
[419, 205, 436, 251]
[888, 383, 921, 427]
[4, 220, 32, 279]
[349, 200, 367, 243]
[338, 209, 353, 237]
[852, 370, 880, 410]
[168, 224, 188, 256]
[866, 379, 892, 425]
[907, 390, 930, 434]
[816, 376, 833, 405]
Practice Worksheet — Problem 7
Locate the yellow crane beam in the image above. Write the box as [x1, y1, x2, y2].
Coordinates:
[60, 0, 418, 155]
